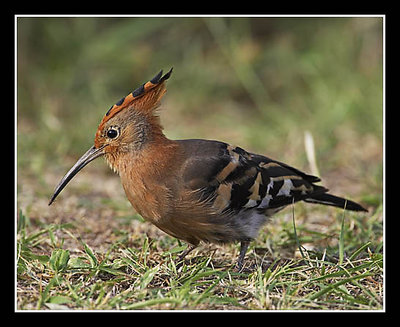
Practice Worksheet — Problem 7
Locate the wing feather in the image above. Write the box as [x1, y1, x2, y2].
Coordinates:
[178, 139, 328, 215]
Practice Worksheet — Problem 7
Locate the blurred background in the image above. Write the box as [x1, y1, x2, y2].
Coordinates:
[17, 16, 383, 211]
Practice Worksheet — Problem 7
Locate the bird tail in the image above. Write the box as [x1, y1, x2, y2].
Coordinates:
[304, 192, 368, 212]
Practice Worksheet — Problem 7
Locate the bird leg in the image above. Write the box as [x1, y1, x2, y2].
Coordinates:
[236, 240, 250, 271]
[177, 243, 197, 262]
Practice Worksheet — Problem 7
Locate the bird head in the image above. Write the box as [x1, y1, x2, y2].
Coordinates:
[48, 68, 173, 205]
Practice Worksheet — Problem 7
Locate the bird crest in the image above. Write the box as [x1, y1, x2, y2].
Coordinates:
[98, 68, 173, 128]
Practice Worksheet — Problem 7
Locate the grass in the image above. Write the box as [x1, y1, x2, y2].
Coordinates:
[16, 16, 383, 310]
[17, 204, 383, 310]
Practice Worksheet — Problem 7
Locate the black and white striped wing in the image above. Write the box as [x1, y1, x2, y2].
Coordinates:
[179, 139, 327, 216]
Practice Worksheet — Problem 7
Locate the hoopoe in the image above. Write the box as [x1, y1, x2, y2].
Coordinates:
[49, 68, 367, 270]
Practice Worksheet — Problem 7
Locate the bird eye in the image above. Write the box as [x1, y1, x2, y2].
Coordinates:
[106, 127, 119, 139]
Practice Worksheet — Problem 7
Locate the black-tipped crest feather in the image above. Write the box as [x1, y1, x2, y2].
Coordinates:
[150, 70, 163, 84]
[160, 67, 173, 82]
[132, 84, 145, 97]
[104, 68, 173, 118]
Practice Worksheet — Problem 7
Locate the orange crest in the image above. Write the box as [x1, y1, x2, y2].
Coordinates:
[97, 68, 173, 130]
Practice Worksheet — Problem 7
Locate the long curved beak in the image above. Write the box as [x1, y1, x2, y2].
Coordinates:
[49, 145, 106, 205]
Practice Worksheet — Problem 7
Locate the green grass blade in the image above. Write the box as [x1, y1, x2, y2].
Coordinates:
[37, 275, 59, 309]
[310, 260, 378, 282]
[121, 298, 181, 310]
[49, 249, 70, 273]
[139, 266, 159, 290]
[82, 241, 98, 268]
[338, 200, 347, 265]
[349, 241, 372, 261]
[308, 272, 374, 301]
[291, 200, 306, 260]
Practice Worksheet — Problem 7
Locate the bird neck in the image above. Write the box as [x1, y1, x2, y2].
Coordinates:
[115, 136, 183, 222]
[114, 134, 180, 179]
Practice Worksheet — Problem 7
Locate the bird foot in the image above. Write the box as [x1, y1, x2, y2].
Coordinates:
[175, 244, 197, 269]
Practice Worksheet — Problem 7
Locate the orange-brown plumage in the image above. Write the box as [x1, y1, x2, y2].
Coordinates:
[49, 68, 367, 270]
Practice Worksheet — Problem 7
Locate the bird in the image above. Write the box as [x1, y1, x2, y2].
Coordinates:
[49, 68, 367, 270]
